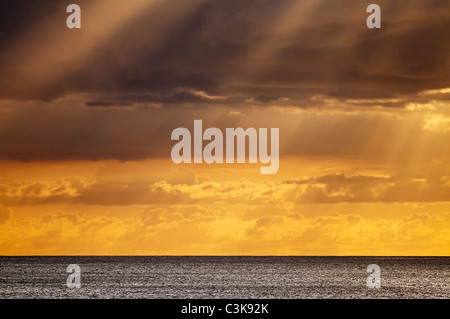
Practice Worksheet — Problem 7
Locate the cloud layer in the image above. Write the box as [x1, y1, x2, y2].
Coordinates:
[1, 1, 450, 255]
[1, 0, 450, 103]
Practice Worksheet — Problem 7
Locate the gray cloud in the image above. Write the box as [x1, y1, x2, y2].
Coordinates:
[286, 173, 450, 203]
[0, 0, 449, 104]
[1, 1, 450, 162]
[1, 97, 450, 162]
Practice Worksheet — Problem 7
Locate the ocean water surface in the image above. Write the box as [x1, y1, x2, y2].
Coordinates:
[0, 256, 448, 299]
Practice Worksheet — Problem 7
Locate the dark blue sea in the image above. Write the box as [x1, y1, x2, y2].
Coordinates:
[0, 256, 448, 299]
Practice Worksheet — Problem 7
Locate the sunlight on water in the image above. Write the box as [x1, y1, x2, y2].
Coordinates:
[0, 256, 448, 299]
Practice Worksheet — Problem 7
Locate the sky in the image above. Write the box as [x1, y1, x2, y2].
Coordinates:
[0, 0, 449, 255]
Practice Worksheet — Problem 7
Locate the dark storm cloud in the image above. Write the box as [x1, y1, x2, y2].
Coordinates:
[0, 0, 62, 45]
[0, 0, 450, 104]
[1, 98, 450, 162]
[1, 0, 450, 162]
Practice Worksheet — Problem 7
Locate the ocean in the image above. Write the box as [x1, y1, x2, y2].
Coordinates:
[0, 256, 448, 299]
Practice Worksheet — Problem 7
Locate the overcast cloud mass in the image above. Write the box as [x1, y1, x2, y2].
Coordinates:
[0, 1, 449, 255]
